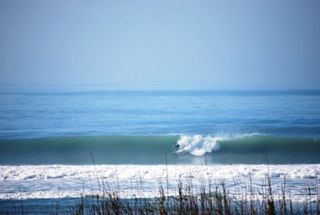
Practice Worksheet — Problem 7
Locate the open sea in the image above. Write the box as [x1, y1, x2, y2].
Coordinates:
[0, 88, 320, 211]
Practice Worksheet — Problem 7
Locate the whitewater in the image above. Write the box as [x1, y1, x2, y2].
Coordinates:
[1, 164, 319, 202]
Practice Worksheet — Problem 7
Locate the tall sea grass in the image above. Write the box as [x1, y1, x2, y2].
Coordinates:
[62, 175, 319, 215]
[1, 173, 319, 214]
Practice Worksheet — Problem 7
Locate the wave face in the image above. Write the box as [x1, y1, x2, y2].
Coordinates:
[1, 134, 320, 164]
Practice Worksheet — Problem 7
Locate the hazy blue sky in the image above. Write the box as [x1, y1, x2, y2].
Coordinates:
[0, 0, 319, 89]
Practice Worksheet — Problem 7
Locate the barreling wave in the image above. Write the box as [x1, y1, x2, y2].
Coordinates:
[0, 134, 319, 164]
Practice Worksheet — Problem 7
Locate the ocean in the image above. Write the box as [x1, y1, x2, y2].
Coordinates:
[0, 88, 320, 209]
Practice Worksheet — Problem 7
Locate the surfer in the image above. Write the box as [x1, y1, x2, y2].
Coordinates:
[174, 142, 180, 151]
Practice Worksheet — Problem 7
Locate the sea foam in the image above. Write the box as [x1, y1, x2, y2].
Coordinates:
[1, 164, 319, 202]
[176, 135, 221, 156]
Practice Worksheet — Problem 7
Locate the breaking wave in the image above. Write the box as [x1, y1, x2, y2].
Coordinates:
[177, 134, 320, 155]
[175, 135, 222, 156]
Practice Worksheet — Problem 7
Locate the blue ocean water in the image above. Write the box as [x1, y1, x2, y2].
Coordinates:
[1, 88, 320, 204]
[0, 87, 320, 164]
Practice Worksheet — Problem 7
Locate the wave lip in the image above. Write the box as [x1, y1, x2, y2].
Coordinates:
[175, 133, 320, 157]
[176, 135, 222, 156]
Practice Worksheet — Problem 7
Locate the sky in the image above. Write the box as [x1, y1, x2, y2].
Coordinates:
[0, 0, 320, 89]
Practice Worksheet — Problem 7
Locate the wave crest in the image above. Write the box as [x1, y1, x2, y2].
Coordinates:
[176, 135, 222, 156]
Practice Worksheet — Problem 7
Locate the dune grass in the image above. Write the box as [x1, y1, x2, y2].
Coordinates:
[63, 175, 319, 215]
[1, 173, 319, 214]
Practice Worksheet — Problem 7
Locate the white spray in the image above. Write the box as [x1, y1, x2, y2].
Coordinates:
[175, 135, 222, 156]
